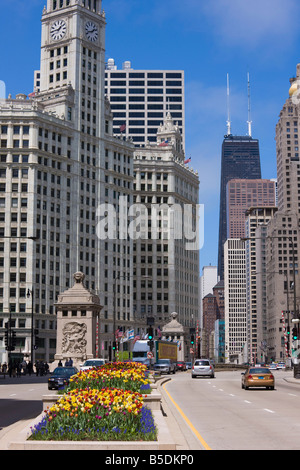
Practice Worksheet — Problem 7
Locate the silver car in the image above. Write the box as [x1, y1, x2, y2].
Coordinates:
[153, 359, 176, 374]
[80, 359, 107, 371]
[191, 359, 215, 378]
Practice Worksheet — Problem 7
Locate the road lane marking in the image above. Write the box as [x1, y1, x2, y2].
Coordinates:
[264, 409, 275, 414]
[163, 382, 212, 451]
[9, 394, 16, 397]
[244, 400, 251, 404]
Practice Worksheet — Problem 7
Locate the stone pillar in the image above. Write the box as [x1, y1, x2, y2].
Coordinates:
[161, 312, 185, 362]
[52, 272, 103, 370]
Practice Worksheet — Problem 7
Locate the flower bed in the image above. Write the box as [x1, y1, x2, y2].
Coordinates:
[28, 362, 157, 442]
[66, 362, 152, 394]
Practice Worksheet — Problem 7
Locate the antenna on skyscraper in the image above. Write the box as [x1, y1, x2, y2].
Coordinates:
[226, 74, 232, 136]
[247, 72, 252, 137]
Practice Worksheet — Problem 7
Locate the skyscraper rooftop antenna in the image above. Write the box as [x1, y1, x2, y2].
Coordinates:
[247, 72, 252, 137]
[226, 73, 232, 136]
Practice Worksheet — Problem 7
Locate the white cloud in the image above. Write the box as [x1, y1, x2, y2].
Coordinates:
[164, 0, 300, 50]
[202, 0, 300, 47]
[185, 79, 249, 147]
[0, 81, 6, 99]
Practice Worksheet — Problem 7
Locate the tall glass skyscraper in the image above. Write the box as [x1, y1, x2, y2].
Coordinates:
[218, 135, 261, 279]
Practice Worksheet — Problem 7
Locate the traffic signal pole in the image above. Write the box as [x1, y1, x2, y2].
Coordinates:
[5, 312, 17, 366]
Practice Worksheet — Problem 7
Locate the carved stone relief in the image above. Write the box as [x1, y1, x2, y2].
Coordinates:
[61, 322, 87, 355]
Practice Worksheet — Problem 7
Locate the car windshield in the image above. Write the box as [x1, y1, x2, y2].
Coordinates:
[83, 360, 104, 366]
[52, 367, 77, 376]
[157, 359, 169, 364]
[249, 368, 270, 374]
[195, 360, 210, 366]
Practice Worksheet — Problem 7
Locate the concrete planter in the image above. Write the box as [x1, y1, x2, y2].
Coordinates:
[8, 408, 175, 450]
[8, 383, 176, 450]
[42, 390, 162, 411]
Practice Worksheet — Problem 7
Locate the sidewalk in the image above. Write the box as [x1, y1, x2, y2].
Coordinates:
[0, 417, 35, 450]
[283, 376, 300, 385]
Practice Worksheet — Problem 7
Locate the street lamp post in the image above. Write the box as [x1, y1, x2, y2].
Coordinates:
[27, 288, 34, 364]
[112, 272, 130, 361]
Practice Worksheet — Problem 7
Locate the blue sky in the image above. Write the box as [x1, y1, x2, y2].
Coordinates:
[1, 0, 300, 272]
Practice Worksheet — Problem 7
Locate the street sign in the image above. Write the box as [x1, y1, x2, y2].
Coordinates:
[147, 351, 154, 359]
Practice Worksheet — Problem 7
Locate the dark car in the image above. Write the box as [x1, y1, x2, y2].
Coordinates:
[48, 366, 78, 390]
[176, 361, 186, 371]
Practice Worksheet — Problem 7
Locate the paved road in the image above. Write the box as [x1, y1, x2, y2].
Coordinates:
[0, 376, 48, 429]
[162, 369, 300, 450]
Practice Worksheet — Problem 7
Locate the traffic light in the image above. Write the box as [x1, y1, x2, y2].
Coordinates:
[293, 327, 298, 341]
[11, 330, 16, 351]
[4, 328, 9, 350]
[148, 327, 153, 341]
[191, 335, 195, 345]
[112, 341, 117, 350]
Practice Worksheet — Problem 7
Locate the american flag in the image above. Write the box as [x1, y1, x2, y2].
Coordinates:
[133, 334, 140, 344]
[184, 157, 191, 164]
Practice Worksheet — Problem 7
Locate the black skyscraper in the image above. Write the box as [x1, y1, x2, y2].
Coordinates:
[218, 135, 261, 280]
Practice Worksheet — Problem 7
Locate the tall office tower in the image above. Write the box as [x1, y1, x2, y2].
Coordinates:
[264, 65, 300, 362]
[227, 179, 276, 238]
[199, 265, 218, 328]
[202, 280, 224, 358]
[105, 60, 185, 149]
[218, 135, 262, 280]
[0, 0, 135, 364]
[133, 113, 199, 331]
[224, 178, 276, 364]
[244, 207, 278, 364]
[224, 238, 247, 363]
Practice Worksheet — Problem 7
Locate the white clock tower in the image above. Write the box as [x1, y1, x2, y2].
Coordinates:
[39, 0, 106, 138]
[0, 0, 135, 365]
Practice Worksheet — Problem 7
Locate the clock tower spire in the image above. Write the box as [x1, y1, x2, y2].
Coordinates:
[39, 0, 106, 138]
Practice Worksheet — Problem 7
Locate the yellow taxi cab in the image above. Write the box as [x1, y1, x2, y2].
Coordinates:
[241, 366, 275, 390]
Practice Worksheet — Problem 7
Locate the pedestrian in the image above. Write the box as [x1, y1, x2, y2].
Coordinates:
[27, 361, 33, 376]
[21, 360, 27, 375]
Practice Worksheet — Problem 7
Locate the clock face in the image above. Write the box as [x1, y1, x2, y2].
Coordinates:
[85, 21, 98, 42]
[50, 20, 67, 41]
